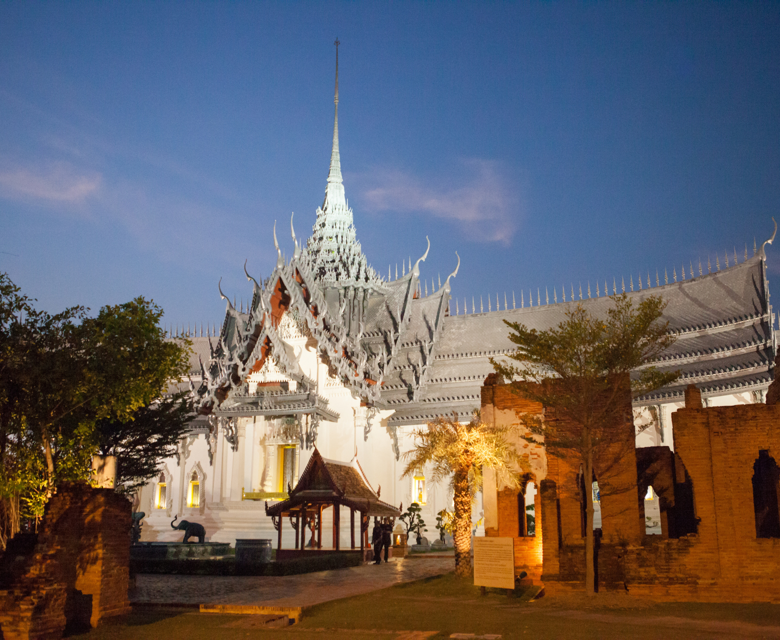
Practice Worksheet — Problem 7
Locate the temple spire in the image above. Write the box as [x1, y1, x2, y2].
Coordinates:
[323, 38, 346, 210]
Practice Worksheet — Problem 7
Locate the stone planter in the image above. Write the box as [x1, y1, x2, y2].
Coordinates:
[235, 539, 273, 564]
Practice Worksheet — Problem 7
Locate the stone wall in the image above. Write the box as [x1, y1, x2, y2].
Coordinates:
[0, 484, 132, 639]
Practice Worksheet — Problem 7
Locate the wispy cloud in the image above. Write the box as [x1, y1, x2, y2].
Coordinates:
[353, 159, 521, 244]
[0, 162, 101, 203]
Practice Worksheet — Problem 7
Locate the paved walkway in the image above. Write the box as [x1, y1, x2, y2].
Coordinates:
[130, 557, 452, 609]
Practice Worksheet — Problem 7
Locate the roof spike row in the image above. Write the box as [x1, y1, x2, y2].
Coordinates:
[630, 275, 634, 291]
[587, 282, 591, 298]
[754, 237, 758, 255]
[613, 278, 617, 295]
[681, 265, 685, 280]
[521, 290, 524, 308]
[455, 299, 459, 315]
[621, 276, 625, 293]
[464, 297, 467, 314]
[488, 296, 491, 312]
[388, 265, 391, 280]
[699, 258, 703, 276]
[673, 267, 677, 283]
[409, 256, 412, 271]
[472, 297, 475, 314]
[716, 254, 720, 271]
[396, 264, 398, 279]
[604, 279, 608, 296]
[496, 292, 500, 310]
[734, 247, 738, 265]
[545, 287, 549, 305]
[744, 244, 748, 261]
[554, 288, 558, 304]
[513, 291, 516, 309]
[480, 296, 484, 313]
[504, 292, 508, 309]
[571, 283, 575, 301]
[579, 283, 583, 300]
[438, 274, 442, 288]
[690, 260, 694, 278]
[537, 288, 541, 306]
[424, 281, 428, 296]
[645, 272, 649, 288]
[708, 256, 712, 273]
[402, 261, 406, 276]
[664, 269, 668, 285]
[725, 250, 729, 268]
[596, 281, 600, 296]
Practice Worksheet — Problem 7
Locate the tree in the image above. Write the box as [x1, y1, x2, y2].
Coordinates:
[402, 412, 522, 577]
[398, 502, 427, 545]
[94, 390, 194, 494]
[0, 272, 191, 546]
[491, 294, 679, 595]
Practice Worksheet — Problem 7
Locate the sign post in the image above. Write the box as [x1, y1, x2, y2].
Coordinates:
[473, 537, 515, 590]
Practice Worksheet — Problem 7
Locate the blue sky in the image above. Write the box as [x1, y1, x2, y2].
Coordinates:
[2, 2, 779, 331]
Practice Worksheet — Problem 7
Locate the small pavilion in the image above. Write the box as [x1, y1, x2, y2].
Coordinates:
[265, 448, 400, 560]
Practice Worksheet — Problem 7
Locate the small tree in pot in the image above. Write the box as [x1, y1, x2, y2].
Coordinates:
[399, 502, 427, 545]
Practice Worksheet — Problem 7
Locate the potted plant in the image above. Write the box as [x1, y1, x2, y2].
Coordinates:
[435, 509, 453, 543]
[399, 502, 427, 545]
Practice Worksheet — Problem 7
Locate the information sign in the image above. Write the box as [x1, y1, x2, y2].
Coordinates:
[473, 536, 515, 589]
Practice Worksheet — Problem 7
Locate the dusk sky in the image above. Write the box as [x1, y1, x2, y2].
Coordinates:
[2, 2, 779, 331]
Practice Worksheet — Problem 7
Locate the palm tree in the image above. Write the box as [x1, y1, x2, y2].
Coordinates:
[402, 411, 521, 577]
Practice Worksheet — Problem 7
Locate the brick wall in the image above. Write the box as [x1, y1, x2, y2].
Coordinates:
[0, 484, 132, 639]
[482, 376, 780, 602]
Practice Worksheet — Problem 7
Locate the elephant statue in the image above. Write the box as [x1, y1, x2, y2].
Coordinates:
[171, 516, 206, 543]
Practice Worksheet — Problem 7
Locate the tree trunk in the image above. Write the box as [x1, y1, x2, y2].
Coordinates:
[42, 429, 55, 498]
[453, 467, 472, 578]
[584, 440, 595, 596]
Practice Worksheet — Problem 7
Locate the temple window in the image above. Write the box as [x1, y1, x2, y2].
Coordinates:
[752, 450, 780, 538]
[278, 445, 297, 493]
[187, 471, 200, 508]
[644, 485, 662, 535]
[155, 473, 167, 509]
[413, 475, 426, 505]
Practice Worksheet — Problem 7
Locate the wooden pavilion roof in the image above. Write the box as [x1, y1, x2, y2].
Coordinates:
[265, 448, 400, 518]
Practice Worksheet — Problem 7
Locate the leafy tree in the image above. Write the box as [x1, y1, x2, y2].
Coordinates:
[491, 294, 678, 595]
[435, 508, 454, 542]
[402, 412, 522, 577]
[0, 272, 191, 547]
[94, 390, 194, 494]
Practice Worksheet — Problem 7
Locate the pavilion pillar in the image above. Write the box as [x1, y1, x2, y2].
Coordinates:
[317, 505, 323, 549]
[359, 511, 364, 555]
[300, 504, 307, 550]
[333, 503, 340, 551]
[350, 508, 355, 549]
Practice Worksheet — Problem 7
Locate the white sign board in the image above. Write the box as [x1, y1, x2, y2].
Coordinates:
[473, 536, 515, 589]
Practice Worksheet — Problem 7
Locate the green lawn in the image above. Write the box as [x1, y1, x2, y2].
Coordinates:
[71, 573, 780, 639]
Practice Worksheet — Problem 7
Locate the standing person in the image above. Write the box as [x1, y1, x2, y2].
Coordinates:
[382, 517, 393, 563]
[372, 517, 384, 565]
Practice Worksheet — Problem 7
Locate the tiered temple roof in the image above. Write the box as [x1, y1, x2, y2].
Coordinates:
[194, 46, 776, 450]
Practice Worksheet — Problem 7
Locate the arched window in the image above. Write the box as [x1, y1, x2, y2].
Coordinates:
[525, 481, 537, 537]
[644, 485, 662, 535]
[753, 450, 780, 538]
[155, 472, 167, 509]
[413, 475, 426, 505]
[187, 470, 200, 508]
[578, 468, 602, 536]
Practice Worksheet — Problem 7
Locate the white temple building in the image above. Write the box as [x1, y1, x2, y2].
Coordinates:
[138, 45, 777, 547]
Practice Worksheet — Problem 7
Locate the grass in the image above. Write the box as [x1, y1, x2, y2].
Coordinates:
[69, 573, 780, 640]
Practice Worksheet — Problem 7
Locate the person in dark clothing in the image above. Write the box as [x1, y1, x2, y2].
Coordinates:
[382, 518, 393, 563]
[372, 517, 384, 564]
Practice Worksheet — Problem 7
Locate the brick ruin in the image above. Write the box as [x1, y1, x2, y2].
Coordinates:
[0, 484, 132, 639]
[481, 375, 780, 602]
